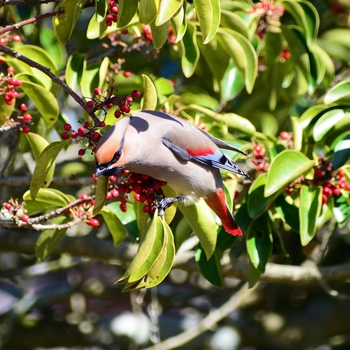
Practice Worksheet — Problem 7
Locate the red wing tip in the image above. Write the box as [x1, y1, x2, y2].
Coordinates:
[224, 225, 243, 236]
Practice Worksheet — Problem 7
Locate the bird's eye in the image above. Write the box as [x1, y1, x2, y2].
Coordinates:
[113, 150, 122, 161]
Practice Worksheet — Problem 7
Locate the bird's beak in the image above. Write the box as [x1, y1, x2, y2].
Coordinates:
[95, 164, 124, 177]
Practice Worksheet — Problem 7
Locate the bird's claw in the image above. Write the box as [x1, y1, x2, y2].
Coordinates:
[155, 196, 186, 216]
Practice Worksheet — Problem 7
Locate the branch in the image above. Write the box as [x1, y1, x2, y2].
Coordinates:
[143, 282, 256, 350]
[0, 45, 100, 125]
[1, 231, 350, 286]
[0, 176, 93, 187]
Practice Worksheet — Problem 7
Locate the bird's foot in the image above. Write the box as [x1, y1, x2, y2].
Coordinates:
[155, 196, 186, 216]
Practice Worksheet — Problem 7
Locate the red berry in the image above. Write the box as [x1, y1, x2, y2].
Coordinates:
[111, 6, 118, 13]
[279, 131, 289, 140]
[106, 192, 113, 200]
[94, 87, 102, 95]
[86, 100, 94, 108]
[106, 103, 113, 109]
[19, 103, 27, 111]
[71, 131, 78, 139]
[77, 127, 85, 136]
[92, 131, 101, 140]
[83, 121, 90, 128]
[114, 110, 122, 118]
[143, 205, 150, 212]
[78, 149, 86, 156]
[109, 175, 117, 182]
[22, 113, 32, 122]
[121, 29, 129, 35]
[87, 218, 100, 227]
[8, 78, 21, 86]
[315, 169, 324, 178]
[61, 132, 70, 140]
[80, 193, 89, 200]
[12, 35, 22, 42]
[109, 0, 115, 6]
[131, 90, 141, 98]
[98, 121, 106, 127]
[7, 66, 14, 74]
[111, 189, 119, 197]
[332, 188, 341, 196]
[119, 103, 130, 113]
[3, 202, 12, 210]
[126, 96, 133, 103]
[323, 186, 332, 197]
[22, 126, 30, 133]
[344, 183, 350, 191]
[123, 71, 132, 78]
[120, 203, 127, 212]
[63, 123, 72, 131]
[92, 173, 98, 182]
[322, 194, 328, 205]
[21, 214, 29, 222]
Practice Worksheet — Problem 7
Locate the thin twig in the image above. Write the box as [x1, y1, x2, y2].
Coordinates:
[142, 282, 256, 350]
[0, 45, 100, 125]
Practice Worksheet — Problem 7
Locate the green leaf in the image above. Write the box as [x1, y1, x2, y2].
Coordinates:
[331, 134, 350, 169]
[291, 116, 303, 151]
[101, 207, 128, 247]
[139, 0, 160, 24]
[193, 0, 220, 44]
[0, 93, 14, 125]
[196, 246, 223, 288]
[35, 216, 69, 261]
[217, 28, 257, 93]
[282, 0, 319, 46]
[248, 173, 279, 219]
[142, 74, 157, 110]
[80, 62, 100, 98]
[66, 52, 85, 91]
[93, 175, 109, 215]
[265, 31, 284, 65]
[117, 0, 138, 27]
[313, 109, 347, 142]
[220, 10, 249, 39]
[333, 195, 350, 227]
[20, 81, 59, 127]
[53, 0, 85, 44]
[14, 45, 59, 91]
[299, 185, 322, 246]
[186, 105, 256, 136]
[150, 19, 170, 49]
[95, 0, 107, 22]
[220, 59, 245, 101]
[265, 150, 315, 197]
[118, 211, 164, 283]
[30, 140, 71, 200]
[24, 188, 70, 214]
[156, 0, 183, 26]
[171, 4, 187, 42]
[324, 80, 350, 105]
[274, 196, 300, 232]
[179, 21, 200, 78]
[246, 213, 272, 273]
[24, 132, 55, 187]
[178, 199, 217, 259]
[144, 219, 175, 288]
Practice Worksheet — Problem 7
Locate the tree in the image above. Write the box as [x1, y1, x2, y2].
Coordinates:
[1, 0, 350, 349]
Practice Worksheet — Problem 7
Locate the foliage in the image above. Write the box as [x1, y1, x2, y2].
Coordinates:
[1, 0, 350, 327]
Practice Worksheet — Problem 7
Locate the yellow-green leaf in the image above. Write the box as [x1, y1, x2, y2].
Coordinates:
[117, 0, 139, 28]
[101, 207, 128, 247]
[142, 74, 157, 110]
[30, 140, 71, 200]
[178, 199, 217, 259]
[156, 0, 183, 26]
[150, 19, 170, 49]
[93, 175, 109, 215]
[171, 4, 187, 42]
[139, 0, 160, 24]
[265, 150, 315, 197]
[193, 0, 221, 44]
[53, 0, 85, 44]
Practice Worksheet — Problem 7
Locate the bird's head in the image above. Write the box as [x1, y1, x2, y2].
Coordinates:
[94, 118, 129, 177]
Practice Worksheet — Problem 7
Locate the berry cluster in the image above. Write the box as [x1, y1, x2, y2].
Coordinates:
[106, 0, 118, 27]
[85, 84, 141, 119]
[2, 199, 30, 224]
[1, 66, 22, 105]
[141, 26, 153, 43]
[278, 130, 293, 148]
[0, 33, 22, 48]
[250, 1, 285, 38]
[61, 120, 105, 156]
[285, 157, 350, 205]
[93, 171, 167, 213]
[252, 143, 269, 172]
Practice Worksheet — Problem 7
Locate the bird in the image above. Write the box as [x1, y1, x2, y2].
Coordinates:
[94, 110, 250, 236]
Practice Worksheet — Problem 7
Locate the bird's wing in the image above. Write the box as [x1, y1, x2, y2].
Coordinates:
[162, 134, 249, 177]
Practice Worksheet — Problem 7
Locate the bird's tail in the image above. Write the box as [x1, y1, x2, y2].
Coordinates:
[205, 189, 243, 236]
